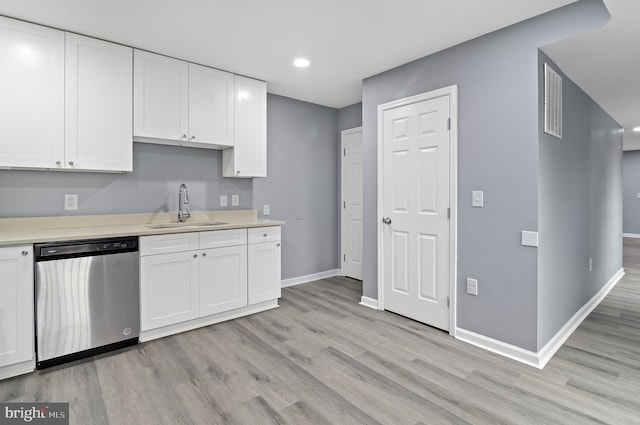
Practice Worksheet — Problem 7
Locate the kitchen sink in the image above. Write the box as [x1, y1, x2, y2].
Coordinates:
[146, 221, 228, 229]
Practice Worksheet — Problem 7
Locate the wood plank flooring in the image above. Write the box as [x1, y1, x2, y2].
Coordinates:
[2, 239, 640, 424]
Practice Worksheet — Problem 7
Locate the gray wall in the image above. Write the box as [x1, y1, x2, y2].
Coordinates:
[338, 102, 362, 131]
[537, 52, 622, 350]
[253, 94, 340, 280]
[622, 151, 640, 234]
[0, 142, 253, 217]
[361, 0, 609, 351]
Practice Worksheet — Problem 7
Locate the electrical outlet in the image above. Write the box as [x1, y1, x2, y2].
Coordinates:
[264, 204, 271, 216]
[466, 278, 478, 296]
[64, 194, 78, 211]
[220, 195, 228, 207]
[231, 194, 239, 207]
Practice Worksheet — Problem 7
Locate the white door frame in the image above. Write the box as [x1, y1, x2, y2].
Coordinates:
[376, 85, 458, 337]
[341, 126, 363, 278]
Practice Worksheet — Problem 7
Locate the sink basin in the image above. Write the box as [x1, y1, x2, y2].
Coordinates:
[146, 221, 228, 229]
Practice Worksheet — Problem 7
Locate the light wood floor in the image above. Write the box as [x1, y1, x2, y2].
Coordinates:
[3, 240, 640, 424]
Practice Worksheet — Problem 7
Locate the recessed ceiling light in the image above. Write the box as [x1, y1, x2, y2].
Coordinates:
[633, 127, 640, 132]
[293, 58, 310, 68]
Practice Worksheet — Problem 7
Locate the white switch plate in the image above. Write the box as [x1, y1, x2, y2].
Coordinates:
[231, 194, 239, 207]
[466, 278, 478, 296]
[637, 193, 640, 199]
[263, 204, 271, 216]
[521, 231, 539, 247]
[472, 191, 484, 207]
[220, 195, 228, 207]
[64, 194, 78, 211]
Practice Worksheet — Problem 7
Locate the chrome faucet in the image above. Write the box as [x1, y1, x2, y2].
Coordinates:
[178, 183, 191, 223]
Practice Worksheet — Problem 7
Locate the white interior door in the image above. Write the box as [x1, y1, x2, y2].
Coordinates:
[381, 94, 451, 331]
[341, 127, 363, 280]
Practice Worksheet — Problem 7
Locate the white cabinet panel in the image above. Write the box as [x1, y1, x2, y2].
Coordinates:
[65, 33, 133, 172]
[248, 226, 281, 244]
[140, 251, 199, 331]
[199, 245, 247, 316]
[248, 241, 281, 305]
[0, 17, 64, 169]
[133, 50, 188, 141]
[223, 76, 267, 177]
[188, 64, 234, 147]
[0, 246, 34, 369]
[199, 228, 246, 249]
[139, 232, 199, 256]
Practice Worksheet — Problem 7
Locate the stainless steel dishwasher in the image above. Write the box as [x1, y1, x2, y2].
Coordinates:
[35, 236, 140, 368]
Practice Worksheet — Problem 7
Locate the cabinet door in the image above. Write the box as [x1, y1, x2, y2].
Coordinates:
[188, 63, 234, 147]
[223, 76, 266, 177]
[0, 246, 34, 368]
[248, 241, 281, 305]
[133, 50, 189, 142]
[140, 251, 199, 331]
[199, 246, 247, 316]
[0, 17, 64, 169]
[65, 34, 133, 172]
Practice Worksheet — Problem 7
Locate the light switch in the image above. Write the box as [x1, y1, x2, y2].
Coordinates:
[263, 204, 271, 216]
[466, 278, 478, 296]
[521, 231, 539, 247]
[472, 191, 484, 208]
[231, 195, 239, 206]
[220, 195, 228, 207]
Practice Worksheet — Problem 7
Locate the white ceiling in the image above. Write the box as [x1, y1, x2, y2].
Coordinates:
[1, 0, 634, 149]
[0, 0, 576, 109]
[543, 0, 640, 150]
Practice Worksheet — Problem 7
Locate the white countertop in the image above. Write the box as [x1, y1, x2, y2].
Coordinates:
[0, 210, 284, 246]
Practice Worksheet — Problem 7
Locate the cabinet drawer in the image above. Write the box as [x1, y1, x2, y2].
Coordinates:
[199, 228, 247, 249]
[248, 226, 281, 244]
[140, 232, 199, 256]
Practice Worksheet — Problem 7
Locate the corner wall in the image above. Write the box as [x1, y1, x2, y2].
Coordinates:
[361, 0, 610, 351]
[253, 94, 340, 280]
[537, 53, 623, 350]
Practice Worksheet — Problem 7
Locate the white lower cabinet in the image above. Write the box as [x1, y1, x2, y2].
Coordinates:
[199, 245, 247, 316]
[0, 245, 35, 380]
[248, 227, 281, 305]
[140, 227, 279, 340]
[140, 250, 200, 331]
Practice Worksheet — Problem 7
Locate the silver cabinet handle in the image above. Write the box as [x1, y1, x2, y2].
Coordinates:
[190, 136, 196, 140]
[68, 161, 74, 166]
[202, 252, 207, 257]
[181, 134, 187, 139]
[193, 254, 198, 258]
[382, 217, 392, 224]
[56, 161, 61, 166]
[276, 243, 280, 247]
[263, 233, 268, 237]
[22, 251, 28, 256]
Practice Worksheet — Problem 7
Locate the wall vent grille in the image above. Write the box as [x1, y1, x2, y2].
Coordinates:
[544, 63, 562, 139]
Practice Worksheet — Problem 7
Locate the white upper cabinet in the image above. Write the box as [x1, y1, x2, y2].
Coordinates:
[0, 17, 64, 169]
[65, 34, 133, 172]
[0, 17, 132, 172]
[134, 50, 234, 148]
[188, 63, 234, 147]
[223, 76, 267, 178]
[133, 50, 189, 142]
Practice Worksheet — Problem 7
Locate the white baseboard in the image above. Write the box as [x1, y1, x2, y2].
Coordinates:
[537, 267, 624, 368]
[359, 296, 379, 310]
[281, 269, 341, 288]
[623, 233, 640, 238]
[456, 267, 625, 369]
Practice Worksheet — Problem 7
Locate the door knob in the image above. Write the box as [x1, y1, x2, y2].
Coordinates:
[382, 217, 392, 224]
